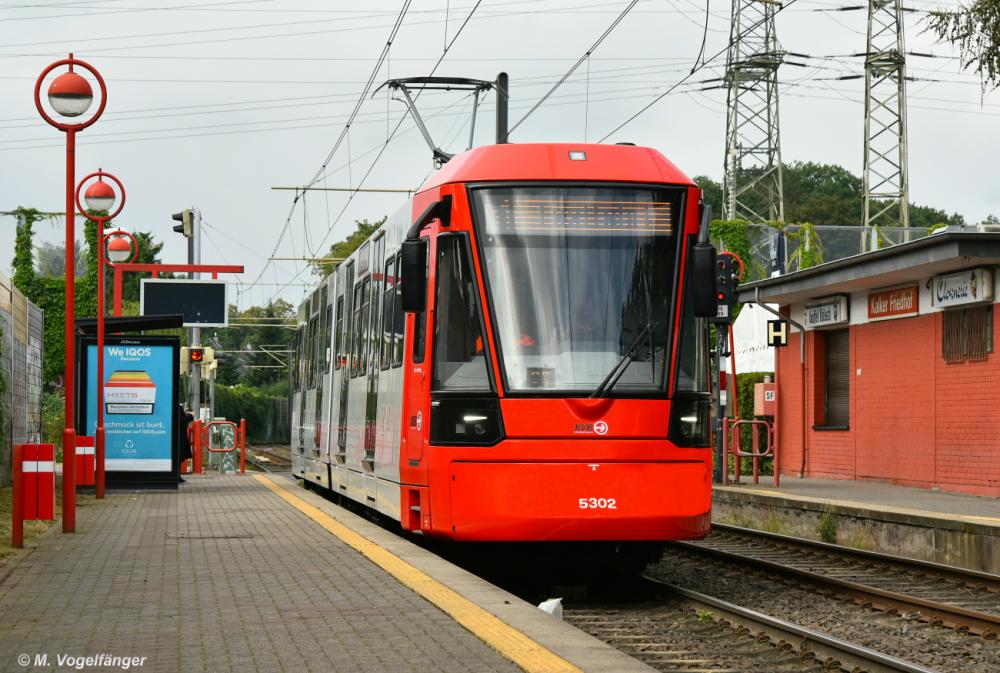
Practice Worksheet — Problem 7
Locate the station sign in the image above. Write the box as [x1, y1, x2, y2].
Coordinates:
[868, 284, 919, 321]
[931, 267, 994, 308]
[804, 295, 849, 329]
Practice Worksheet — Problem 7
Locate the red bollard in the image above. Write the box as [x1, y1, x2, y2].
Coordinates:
[239, 418, 246, 475]
[36, 444, 55, 520]
[23, 444, 38, 520]
[76, 435, 96, 487]
[12, 444, 23, 549]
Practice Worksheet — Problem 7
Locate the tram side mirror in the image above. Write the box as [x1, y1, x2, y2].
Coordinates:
[691, 241, 718, 318]
[400, 239, 428, 313]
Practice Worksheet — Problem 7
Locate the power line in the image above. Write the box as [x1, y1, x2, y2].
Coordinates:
[509, 0, 639, 134]
[598, 0, 806, 141]
[250, 1, 485, 306]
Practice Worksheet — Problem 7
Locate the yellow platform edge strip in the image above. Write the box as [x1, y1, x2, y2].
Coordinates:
[254, 475, 582, 673]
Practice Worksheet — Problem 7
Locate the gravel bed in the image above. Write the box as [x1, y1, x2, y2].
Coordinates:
[650, 548, 1000, 673]
[696, 530, 1000, 613]
[565, 601, 833, 672]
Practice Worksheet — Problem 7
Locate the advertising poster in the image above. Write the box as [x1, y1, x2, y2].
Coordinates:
[77, 336, 179, 487]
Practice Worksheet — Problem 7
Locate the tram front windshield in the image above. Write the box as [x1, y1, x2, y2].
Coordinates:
[472, 185, 680, 395]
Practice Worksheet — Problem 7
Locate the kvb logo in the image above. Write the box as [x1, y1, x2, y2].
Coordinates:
[573, 420, 609, 435]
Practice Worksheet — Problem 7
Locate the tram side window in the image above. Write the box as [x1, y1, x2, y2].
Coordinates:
[432, 236, 491, 391]
[412, 239, 429, 365]
[292, 328, 302, 390]
[334, 296, 344, 370]
[306, 316, 318, 389]
[359, 279, 371, 374]
[392, 256, 404, 368]
[381, 256, 395, 370]
[351, 282, 363, 378]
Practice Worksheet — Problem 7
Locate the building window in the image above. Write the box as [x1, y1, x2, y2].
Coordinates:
[814, 328, 849, 429]
[943, 305, 993, 363]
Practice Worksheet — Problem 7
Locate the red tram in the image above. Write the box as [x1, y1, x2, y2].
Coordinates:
[291, 141, 715, 550]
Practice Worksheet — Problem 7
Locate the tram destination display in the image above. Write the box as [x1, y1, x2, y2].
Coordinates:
[140, 278, 228, 327]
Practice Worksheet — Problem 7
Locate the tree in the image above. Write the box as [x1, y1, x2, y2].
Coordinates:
[927, 3, 1000, 89]
[120, 231, 168, 303]
[36, 240, 87, 278]
[208, 300, 296, 389]
[311, 217, 386, 277]
[693, 162, 965, 227]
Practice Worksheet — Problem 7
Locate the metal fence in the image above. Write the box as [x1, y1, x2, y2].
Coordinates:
[718, 224, 931, 282]
[0, 271, 44, 486]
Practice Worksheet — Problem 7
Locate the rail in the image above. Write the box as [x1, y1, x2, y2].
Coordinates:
[673, 529, 1000, 638]
[650, 580, 941, 673]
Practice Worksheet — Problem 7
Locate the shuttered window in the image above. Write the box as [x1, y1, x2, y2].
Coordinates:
[943, 305, 993, 363]
[824, 329, 850, 428]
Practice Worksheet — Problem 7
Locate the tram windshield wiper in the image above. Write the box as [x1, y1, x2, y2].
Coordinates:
[590, 319, 658, 399]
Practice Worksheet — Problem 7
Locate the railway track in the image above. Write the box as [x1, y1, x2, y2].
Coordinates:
[245, 444, 291, 472]
[630, 525, 1000, 672]
[565, 580, 939, 673]
[675, 524, 1000, 637]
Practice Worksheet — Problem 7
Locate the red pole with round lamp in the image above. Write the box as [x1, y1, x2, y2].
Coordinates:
[75, 170, 131, 500]
[34, 54, 107, 532]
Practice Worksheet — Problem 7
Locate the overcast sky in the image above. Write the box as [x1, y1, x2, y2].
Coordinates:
[1, 0, 995, 311]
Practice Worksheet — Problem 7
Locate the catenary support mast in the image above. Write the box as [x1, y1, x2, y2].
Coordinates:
[723, 0, 785, 224]
[862, 0, 910, 244]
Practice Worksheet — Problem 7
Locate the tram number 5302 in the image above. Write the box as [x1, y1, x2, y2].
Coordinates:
[578, 497, 617, 510]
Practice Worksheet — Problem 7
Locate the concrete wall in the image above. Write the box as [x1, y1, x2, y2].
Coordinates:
[776, 309, 1000, 497]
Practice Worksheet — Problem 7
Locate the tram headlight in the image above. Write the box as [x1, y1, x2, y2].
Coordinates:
[668, 396, 711, 447]
[430, 397, 504, 446]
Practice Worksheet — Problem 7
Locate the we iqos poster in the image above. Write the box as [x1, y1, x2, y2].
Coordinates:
[80, 337, 178, 476]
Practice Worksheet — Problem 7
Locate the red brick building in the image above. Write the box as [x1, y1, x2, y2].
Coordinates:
[737, 231, 1000, 497]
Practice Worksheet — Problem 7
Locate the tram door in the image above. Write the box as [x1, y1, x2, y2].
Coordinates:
[334, 261, 353, 492]
[402, 235, 432, 470]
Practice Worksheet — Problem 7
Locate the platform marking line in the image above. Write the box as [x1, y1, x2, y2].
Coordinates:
[725, 487, 1000, 526]
[254, 475, 583, 673]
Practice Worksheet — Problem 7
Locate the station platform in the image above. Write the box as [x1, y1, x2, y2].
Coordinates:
[0, 473, 654, 673]
[714, 476, 1000, 573]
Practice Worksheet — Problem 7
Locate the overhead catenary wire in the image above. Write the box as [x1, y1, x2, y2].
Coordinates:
[244, 0, 484, 304]
[243, 0, 413, 295]
[509, 0, 639, 134]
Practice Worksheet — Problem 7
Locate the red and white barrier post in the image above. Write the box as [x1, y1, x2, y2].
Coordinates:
[11, 444, 56, 549]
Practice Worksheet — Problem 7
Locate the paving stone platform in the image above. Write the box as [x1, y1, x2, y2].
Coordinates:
[0, 475, 526, 673]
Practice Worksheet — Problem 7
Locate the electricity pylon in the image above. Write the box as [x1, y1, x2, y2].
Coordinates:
[863, 0, 909, 238]
[723, 0, 785, 224]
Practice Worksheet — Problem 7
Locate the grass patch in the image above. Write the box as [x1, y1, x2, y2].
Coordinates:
[0, 475, 98, 558]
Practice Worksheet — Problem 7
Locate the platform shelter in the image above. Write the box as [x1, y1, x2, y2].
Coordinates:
[737, 229, 1000, 498]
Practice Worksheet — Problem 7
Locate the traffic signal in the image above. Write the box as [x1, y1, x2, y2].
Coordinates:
[180, 346, 213, 367]
[172, 209, 192, 237]
[713, 254, 739, 322]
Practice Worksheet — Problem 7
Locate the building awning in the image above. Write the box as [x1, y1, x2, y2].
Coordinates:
[736, 231, 1000, 305]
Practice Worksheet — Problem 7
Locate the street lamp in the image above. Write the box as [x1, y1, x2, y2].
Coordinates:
[35, 53, 107, 533]
[75, 170, 127, 501]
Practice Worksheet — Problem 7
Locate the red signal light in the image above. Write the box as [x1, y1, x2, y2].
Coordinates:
[189, 348, 204, 363]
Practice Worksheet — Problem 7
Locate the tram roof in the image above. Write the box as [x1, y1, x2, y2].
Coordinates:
[418, 143, 696, 192]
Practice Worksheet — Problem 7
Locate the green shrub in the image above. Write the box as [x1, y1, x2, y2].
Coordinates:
[214, 382, 289, 444]
[42, 391, 64, 461]
[730, 372, 773, 476]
